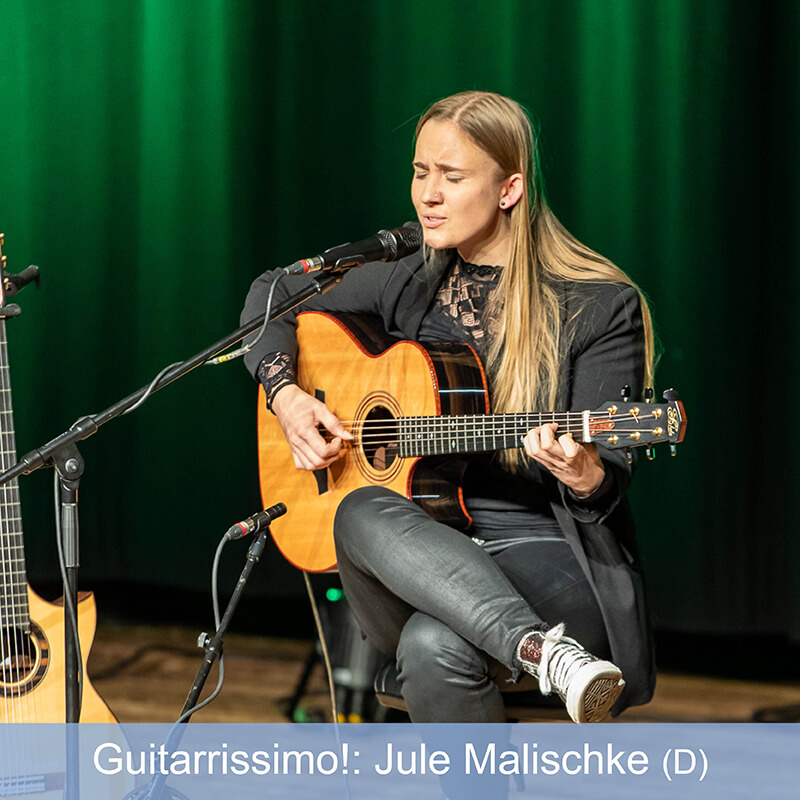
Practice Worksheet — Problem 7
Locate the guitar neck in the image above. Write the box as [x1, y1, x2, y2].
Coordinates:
[0, 316, 31, 630]
[398, 411, 588, 458]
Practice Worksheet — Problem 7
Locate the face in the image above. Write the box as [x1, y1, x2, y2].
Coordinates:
[411, 119, 519, 265]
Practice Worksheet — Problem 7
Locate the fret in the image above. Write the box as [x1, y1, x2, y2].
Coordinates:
[0, 587, 30, 598]
[0, 613, 31, 630]
[384, 409, 618, 459]
[0, 309, 30, 631]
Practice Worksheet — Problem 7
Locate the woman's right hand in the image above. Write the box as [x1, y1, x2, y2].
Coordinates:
[271, 384, 353, 471]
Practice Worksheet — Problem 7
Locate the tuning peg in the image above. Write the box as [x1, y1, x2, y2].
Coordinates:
[643, 387, 654, 403]
[670, 444, 678, 457]
[625, 448, 633, 465]
[620, 385, 632, 402]
[0, 304, 21, 319]
[662, 388, 680, 401]
[645, 445, 656, 461]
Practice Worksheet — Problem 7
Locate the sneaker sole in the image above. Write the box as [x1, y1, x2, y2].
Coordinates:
[566, 663, 625, 723]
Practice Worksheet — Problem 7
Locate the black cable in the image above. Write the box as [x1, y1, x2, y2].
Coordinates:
[52, 471, 83, 712]
[205, 269, 286, 365]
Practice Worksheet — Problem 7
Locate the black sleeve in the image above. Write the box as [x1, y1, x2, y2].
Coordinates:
[557, 283, 646, 524]
[239, 262, 392, 382]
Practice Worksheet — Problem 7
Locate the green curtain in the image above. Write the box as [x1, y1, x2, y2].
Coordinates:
[1, 0, 798, 639]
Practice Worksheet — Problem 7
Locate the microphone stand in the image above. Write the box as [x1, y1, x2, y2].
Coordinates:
[0, 269, 346, 735]
[139, 528, 271, 800]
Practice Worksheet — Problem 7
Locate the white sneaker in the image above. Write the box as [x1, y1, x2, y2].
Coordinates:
[517, 623, 625, 723]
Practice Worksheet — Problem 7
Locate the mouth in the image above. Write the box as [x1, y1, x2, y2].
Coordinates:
[421, 214, 446, 229]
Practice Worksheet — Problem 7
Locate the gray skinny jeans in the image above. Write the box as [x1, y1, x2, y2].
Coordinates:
[333, 486, 609, 723]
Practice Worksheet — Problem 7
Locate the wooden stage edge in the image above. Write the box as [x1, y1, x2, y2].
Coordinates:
[85, 622, 800, 724]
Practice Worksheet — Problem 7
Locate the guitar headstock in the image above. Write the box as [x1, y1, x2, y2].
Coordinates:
[588, 390, 687, 456]
[0, 234, 39, 317]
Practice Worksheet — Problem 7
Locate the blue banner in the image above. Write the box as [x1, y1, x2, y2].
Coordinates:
[0, 723, 797, 798]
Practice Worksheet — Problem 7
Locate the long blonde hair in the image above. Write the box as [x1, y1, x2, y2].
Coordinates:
[416, 91, 656, 469]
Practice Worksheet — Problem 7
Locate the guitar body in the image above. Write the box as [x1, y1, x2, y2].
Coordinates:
[1, 586, 116, 724]
[257, 312, 687, 573]
[257, 312, 489, 572]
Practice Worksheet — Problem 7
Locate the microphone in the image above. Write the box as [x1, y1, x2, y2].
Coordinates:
[283, 226, 423, 275]
[226, 502, 287, 540]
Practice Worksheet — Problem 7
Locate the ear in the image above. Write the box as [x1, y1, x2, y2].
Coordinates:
[499, 172, 524, 210]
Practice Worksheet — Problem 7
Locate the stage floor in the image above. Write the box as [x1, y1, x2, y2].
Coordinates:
[87, 622, 800, 724]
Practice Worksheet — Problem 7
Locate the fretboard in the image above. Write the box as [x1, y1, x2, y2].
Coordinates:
[398, 411, 587, 458]
[0, 317, 30, 631]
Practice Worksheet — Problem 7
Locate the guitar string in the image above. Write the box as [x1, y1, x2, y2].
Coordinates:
[2, 253, 39, 781]
[336, 409, 666, 431]
[0, 316, 25, 781]
[0, 244, 19, 776]
[338, 431, 666, 452]
[350, 423, 663, 436]
[2, 310, 41, 778]
[0, 326, 14, 726]
[338, 413, 667, 444]
[0, 306, 10, 776]
[349, 422, 662, 437]
[1, 331, 23, 739]
[338, 433, 664, 451]
[334, 414, 660, 436]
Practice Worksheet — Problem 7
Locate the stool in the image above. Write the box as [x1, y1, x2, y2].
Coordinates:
[373, 658, 570, 722]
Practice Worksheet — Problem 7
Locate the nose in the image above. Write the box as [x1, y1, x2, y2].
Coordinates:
[421, 177, 443, 205]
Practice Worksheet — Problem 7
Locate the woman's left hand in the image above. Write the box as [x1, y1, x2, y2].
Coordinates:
[522, 423, 606, 496]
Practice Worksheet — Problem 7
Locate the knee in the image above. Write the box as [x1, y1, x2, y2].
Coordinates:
[396, 613, 487, 685]
[334, 486, 403, 549]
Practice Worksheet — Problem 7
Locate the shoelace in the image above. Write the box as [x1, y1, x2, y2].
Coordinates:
[538, 623, 594, 696]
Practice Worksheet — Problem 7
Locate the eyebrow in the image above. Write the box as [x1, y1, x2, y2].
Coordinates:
[413, 160, 470, 173]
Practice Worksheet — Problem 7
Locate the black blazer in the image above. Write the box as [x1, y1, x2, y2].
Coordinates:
[241, 249, 655, 714]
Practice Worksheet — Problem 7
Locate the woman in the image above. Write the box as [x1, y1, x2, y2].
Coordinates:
[241, 91, 656, 723]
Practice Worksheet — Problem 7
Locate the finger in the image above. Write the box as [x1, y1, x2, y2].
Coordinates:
[522, 428, 540, 459]
[318, 407, 353, 440]
[558, 432, 579, 458]
[300, 428, 338, 462]
[524, 435, 562, 472]
[539, 423, 559, 452]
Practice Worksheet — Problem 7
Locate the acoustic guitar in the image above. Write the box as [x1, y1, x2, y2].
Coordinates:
[0, 234, 118, 731]
[257, 312, 686, 572]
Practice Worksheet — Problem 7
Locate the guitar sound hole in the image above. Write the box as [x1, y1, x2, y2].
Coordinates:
[0, 627, 38, 685]
[362, 406, 399, 471]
